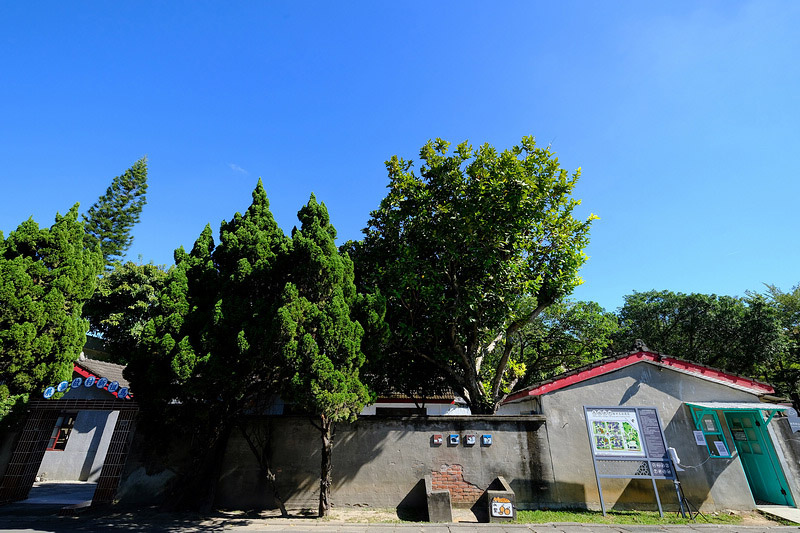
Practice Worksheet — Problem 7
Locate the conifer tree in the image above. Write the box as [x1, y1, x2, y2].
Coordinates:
[83, 157, 148, 267]
[126, 180, 291, 511]
[276, 195, 372, 517]
[0, 206, 103, 421]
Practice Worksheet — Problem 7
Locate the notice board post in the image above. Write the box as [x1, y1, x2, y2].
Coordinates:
[584, 406, 682, 517]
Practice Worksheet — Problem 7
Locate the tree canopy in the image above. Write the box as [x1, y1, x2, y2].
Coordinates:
[0, 206, 103, 422]
[83, 157, 149, 267]
[349, 137, 595, 413]
[483, 298, 618, 394]
[83, 261, 169, 365]
[761, 284, 800, 410]
[125, 182, 377, 514]
[613, 289, 785, 378]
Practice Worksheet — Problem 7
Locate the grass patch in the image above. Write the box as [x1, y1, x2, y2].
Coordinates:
[515, 509, 742, 525]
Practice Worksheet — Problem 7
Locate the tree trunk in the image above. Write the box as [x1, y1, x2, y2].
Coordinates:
[318, 415, 334, 517]
[237, 419, 288, 517]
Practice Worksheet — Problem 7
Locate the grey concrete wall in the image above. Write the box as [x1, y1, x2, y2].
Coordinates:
[770, 417, 800, 506]
[539, 361, 765, 512]
[37, 410, 118, 482]
[214, 416, 550, 512]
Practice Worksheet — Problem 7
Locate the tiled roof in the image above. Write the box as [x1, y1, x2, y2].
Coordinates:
[76, 358, 129, 388]
[503, 349, 775, 404]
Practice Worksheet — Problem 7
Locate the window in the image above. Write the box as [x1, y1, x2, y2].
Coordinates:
[696, 412, 731, 458]
[46, 413, 76, 451]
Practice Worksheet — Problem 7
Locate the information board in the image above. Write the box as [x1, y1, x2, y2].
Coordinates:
[584, 406, 680, 516]
[586, 408, 645, 457]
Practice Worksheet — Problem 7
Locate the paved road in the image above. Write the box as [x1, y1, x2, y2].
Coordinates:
[0, 516, 798, 533]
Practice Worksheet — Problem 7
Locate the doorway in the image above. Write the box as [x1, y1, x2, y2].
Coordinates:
[724, 411, 794, 507]
[0, 399, 137, 506]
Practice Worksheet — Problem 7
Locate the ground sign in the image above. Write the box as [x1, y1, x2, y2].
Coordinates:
[584, 406, 682, 516]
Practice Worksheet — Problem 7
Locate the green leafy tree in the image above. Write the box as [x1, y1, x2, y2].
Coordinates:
[483, 298, 618, 394]
[349, 137, 595, 413]
[762, 284, 800, 410]
[613, 290, 784, 377]
[0, 206, 103, 422]
[277, 195, 373, 517]
[82, 261, 169, 364]
[126, 180, 292, 511]
[83, 157, 148, 267]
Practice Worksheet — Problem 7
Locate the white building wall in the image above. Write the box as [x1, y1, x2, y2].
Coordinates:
[37, 410, 119, 482]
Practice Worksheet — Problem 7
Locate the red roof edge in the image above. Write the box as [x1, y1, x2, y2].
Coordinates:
[503, 351, 774, 404]
[73, 363, 131, 400]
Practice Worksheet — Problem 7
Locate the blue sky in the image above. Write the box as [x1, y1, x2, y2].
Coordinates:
[2, 1, 798, 311]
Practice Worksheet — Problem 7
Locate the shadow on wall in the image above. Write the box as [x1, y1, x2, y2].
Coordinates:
[396, 478, 427, 521]
[78, 411, 109, 481]
[214, 416, 390, 511]
[661, 404, 720, 510]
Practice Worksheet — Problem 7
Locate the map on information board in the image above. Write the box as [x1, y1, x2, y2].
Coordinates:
[586, 408, 645, 457]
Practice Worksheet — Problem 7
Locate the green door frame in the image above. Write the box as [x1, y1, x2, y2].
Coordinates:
[724, 410, 794, 507]
[685, 403, 794, 507]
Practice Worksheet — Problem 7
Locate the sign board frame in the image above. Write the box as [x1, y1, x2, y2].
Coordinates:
[584, 406, 681, 517]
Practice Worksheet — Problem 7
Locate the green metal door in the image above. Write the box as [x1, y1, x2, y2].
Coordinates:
[725, 411, 794, 506]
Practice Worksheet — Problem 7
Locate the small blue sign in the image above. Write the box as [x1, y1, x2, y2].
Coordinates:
[71, 377, 83, 389]
[84, 376, 96, 387]
[56, 381, 69, 393]
[117, 387, 129, 399]
[448, 434, 460, 446]
[108, 381, 119, 393]
[96, 377, 108, 389]
[481, 434, 493, 446]
[43, 386, 55, 399]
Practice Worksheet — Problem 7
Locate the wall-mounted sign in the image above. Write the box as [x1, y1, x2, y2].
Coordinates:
[464, 434, 476, 446]
[693, 430, 707, 446]
[448, 434, 460, 446]
[42, 372, 130, 399]
[490, 496, 513, 517]
[713, 440, 729, 457]
[482, 434, 493, 446]
[432, 434, 443, 446]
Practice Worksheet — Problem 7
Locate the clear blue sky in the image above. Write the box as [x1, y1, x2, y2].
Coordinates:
[2, 1, 798, 311]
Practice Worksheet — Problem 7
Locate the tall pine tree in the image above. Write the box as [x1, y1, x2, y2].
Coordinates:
[83, 157, 148, 267]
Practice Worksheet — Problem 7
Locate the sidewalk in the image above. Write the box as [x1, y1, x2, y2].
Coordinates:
[0, 514, 798, 533]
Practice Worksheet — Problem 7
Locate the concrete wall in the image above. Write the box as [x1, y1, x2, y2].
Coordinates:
[214, 415, 550, 511]
[533, 361, 770, 512]
[37, 410, 118, 482]
[771, 417, 800, 506]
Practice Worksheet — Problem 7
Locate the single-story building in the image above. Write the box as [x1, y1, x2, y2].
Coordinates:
[498, 344, 799, 511]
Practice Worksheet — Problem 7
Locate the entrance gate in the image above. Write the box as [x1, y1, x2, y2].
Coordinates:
[0, 399, 138, 506]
